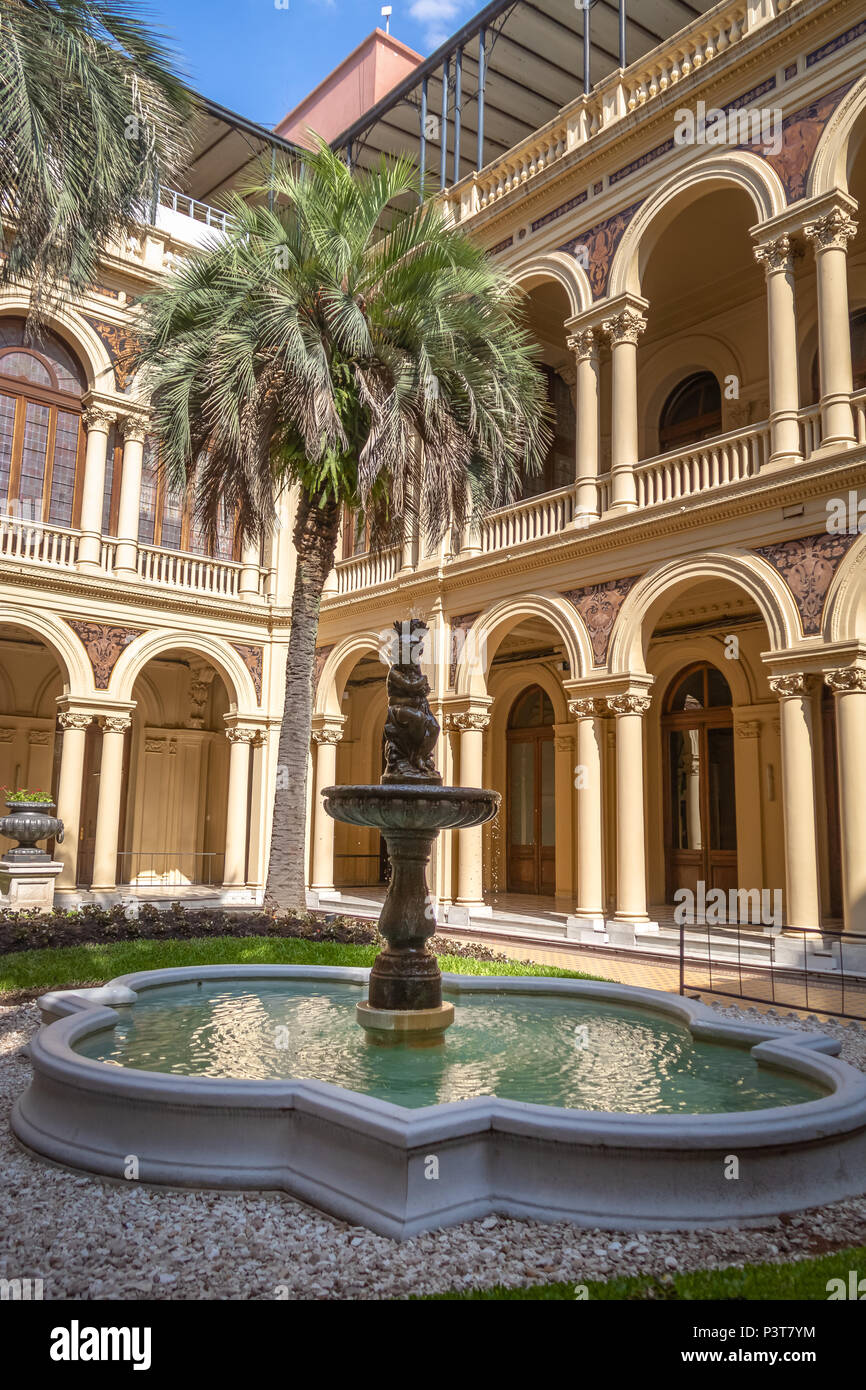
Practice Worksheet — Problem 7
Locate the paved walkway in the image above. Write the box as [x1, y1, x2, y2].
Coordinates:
[320, 885, 865, 1024]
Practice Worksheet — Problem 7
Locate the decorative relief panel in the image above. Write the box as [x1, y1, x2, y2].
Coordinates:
[67, 621, 144, 690]
[230, 643, 264, 704]
[83, 316, 141, 393]
[448, 612, 481, 688]
[754, 533, 857, 637]
[562, 577, 639, 666]
[755, 82, 855, 202]
[558, 201, 642, 299]
[313, 645, 334, 692]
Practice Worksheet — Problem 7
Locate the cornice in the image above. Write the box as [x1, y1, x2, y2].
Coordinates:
[0, 563, 285, 633]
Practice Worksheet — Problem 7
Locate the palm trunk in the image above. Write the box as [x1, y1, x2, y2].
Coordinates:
[265, 487, 341, 911]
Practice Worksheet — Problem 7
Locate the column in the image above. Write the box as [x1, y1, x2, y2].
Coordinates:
[310, 724, 343, 893]
[569, 697, 605, 928]
[603, 303, 647, 512]
[825, 668, 866, 934]
[77, 406, 115, 571]
[113, 416, 147, 578]
[753, 235, 802, 466]
[54, 711, 92, 890]
[451, 710, 490, 910]
[239, 538, 263, 601]
[568, 328, 601, 520]
[804, 202, 858, 450]
[606, 690, 653, 924]
[223, 726, 256, 888]
[91, 714, 131, 892]
[769, 674, 821, 930]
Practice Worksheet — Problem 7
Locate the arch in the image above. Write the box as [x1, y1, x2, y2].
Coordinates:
[648, 635, 755, 709]
[455, 591, 593, 698]
[0, 296, 117, 398]
[109, 630, 258, 710]
[808, 75, 866, 198]
[609, 153, 787, 299]
[608, 550, 803, 676]
[822, 532, 866, 645]
[0, 607, 93, 694]
[314, 629, 387, 719]
[511, 251, 592, 319]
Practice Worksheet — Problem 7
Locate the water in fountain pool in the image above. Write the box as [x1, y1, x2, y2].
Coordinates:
[72, 979, 824, 1114]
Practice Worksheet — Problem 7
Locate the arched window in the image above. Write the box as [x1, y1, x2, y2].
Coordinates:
[508, 685, 555, 727]
[658, 371, 722, 453]
[0, 318, 87, 527]
[810, 307, 866, 402]
[664, 662, 733, 713]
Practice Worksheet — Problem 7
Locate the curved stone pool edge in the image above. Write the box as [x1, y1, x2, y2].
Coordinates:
[12, 966, 866, 1240]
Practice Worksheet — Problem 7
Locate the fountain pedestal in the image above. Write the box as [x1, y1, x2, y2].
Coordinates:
[322, 620, 500, 1042]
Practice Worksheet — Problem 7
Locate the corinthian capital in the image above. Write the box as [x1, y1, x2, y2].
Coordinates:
[753, 235, 795, 274]
[226, 726, 258, 745]
[120, 414, 149, 445]
[804, 207, 858, 252]
[568, 697, 602, 719]
[825, 667, 866, 694]
[311, 725, 343, 745]
[566, 327, 598, 361]
[446, 711, 490, 733]
[58, 712, 93, 732]
[100, 715, 132, 734]
[602, 308, 647, 346]
[83, 405, 117, 433]
[768, 673, 817, 698]
[606, 693, 651, 716]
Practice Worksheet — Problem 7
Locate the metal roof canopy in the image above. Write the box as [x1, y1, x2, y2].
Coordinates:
[331, 0, 717, 192]
[181, 96, 303, 206]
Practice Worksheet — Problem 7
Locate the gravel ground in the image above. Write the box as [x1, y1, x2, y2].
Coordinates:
[2, 997, 866, 1301]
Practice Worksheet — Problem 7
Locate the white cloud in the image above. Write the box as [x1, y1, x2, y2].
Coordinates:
[409, 0, 465, 49]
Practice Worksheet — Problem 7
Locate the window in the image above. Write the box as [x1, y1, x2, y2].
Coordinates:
[658, 371, 722, 453]
[519, 366, 575, 499]
[0, 318, 86, 526]
[137, 435, 236, 558]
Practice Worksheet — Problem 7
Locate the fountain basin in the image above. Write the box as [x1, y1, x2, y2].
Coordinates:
[14, 966, 866, 1239]
[321, 783, 500, 832]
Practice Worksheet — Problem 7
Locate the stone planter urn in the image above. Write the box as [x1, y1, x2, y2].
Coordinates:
[0, 801, 64, 864]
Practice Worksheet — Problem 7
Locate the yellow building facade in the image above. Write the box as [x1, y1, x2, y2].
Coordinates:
[1, 0, 866, 938]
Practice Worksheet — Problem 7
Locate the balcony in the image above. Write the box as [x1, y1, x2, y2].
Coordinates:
[0, 517, 273, 604]
[327, 392, 866, 596]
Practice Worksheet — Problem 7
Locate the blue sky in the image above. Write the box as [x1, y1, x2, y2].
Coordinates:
[146, 0, 474, 129]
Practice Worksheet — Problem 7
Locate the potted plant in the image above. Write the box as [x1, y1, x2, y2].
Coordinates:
[0, 789, 64, 864]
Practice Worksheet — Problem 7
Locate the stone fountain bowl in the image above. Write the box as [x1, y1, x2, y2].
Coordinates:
[322, 784, 500, 832]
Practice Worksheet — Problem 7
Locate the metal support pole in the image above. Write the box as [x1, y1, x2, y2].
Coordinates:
[477, 28, 486, 172]
[453, 46, 462, 186]
[440, 59, 450, 192]
[618, 0, 627, 69]
[420, 76, 428, 198]
[583, 1, 591, 97]
[267, 144, 276, 211]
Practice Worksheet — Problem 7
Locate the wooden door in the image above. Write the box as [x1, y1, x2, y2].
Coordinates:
[506, 686, 556, 895]
[663, 664, 738, 903]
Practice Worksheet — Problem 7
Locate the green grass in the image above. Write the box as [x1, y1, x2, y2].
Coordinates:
[0, 936, 604, 996]
[422, 1245, 866, 1300]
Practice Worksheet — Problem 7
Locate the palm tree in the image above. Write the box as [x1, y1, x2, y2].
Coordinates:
[0, 0, 190, 319]
[136, 142, 550, 912]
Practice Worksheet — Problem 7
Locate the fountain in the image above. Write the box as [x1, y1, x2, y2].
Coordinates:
[12, 626, 866, 1236]
[321, 620, 499, 1040]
